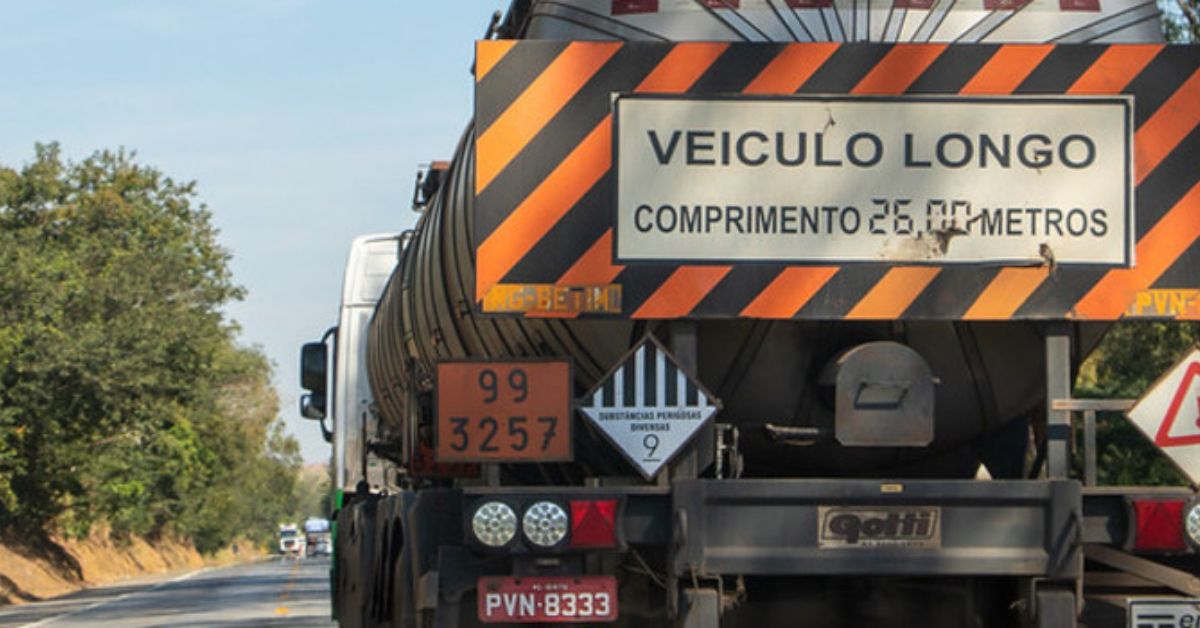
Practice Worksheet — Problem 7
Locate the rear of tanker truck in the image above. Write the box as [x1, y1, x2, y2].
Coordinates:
[298, 1, 1200, 626]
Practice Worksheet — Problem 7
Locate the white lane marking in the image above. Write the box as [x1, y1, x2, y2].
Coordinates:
[19, 566, 212, 628]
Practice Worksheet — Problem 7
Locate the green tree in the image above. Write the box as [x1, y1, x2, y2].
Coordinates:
[1162, 0, 1199, 41]
[0, 144, 299, 551]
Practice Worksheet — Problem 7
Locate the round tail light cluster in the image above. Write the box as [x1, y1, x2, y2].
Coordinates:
[522, 501, 569, 547]
[469, 497, 621, 552]
[472, 501, 518, 548]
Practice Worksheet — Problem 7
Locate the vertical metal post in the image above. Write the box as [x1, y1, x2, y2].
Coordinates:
[665, 321, 698, 622]
[484, 464, 501, 487]
[668, 321, 701, 483]
[1083, 410, 1097, 487]
[1045, 326, 1072, 480]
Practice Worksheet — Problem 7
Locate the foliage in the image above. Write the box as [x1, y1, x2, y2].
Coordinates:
[1076, 322, 1199, 487]
[1161, 0, 1199, 42]
[0, 144, 299, 551]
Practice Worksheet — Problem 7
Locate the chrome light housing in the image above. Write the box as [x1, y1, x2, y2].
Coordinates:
[472, 501, 517, 548]
[522, 501, 568, 548]
[1186, 499, 1200, 549]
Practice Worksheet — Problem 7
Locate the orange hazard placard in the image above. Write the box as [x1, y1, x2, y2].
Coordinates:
[436, 360, 572, 463]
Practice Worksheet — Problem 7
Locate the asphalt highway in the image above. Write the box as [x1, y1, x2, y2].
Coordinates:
[0, 555, 334, 627]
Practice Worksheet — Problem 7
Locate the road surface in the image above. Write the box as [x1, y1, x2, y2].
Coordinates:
[0, 556, 334, 627]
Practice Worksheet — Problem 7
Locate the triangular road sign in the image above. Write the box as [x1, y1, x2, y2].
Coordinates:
[1154, 362, 1200, 447]
[579, 336, 719, 480]
[1127, 346, 1200, 484]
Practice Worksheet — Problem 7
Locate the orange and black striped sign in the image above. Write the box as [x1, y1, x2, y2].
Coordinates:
[474, 41, 1200, 320]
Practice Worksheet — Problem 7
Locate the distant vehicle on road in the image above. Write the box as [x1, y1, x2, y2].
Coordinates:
[304, 517, 332, 557]
[278, 523, 305, 556]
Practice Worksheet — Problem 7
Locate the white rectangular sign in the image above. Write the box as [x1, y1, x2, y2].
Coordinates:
[1127, 598, 1200, 628]
[614, 95, 1133, 266]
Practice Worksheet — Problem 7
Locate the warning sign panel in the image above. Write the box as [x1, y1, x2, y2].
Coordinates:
[1126, 346, 1200, 484]
[615, 95, 1133, 266]
[579, 336, 719, 479]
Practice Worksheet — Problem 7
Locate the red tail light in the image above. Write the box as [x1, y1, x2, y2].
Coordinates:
[569, 499, 619, 549]
[1131, 499, 1187, 552]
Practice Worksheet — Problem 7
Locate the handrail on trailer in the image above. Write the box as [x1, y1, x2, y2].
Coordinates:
[1050, 398, 1136, 488]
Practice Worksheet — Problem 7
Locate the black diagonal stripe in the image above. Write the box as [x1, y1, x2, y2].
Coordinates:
[1152, 240, 1200, 292]
[644, 344, 657, 406]
[906, 44, 1000, 94]
[603, 377, 616, 407]
[475, 41, 569, 134]
[665, 359, 679, 405]
[693, 266, 786, 316]
[1014, 45, 1107, 94]
[474, 43, 670, 242]
[622, 355, 637, 407]
[797, 266, 889, 318]
[504, 174, 612, 284]
[1013, 268, 1105, 318]
[1135, 125, 1200, 240]
[688, 42, 786, 94]
[798, 44, 892, 93]
[903, 267, 1002, 318]
[1124, 46, 1191, 128]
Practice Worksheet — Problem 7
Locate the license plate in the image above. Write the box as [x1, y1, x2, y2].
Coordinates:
[1128, 598, 1200, 628]
[477, 576, 617, 623]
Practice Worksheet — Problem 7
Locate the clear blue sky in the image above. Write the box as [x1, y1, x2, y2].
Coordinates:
[0, 1, 509, 463]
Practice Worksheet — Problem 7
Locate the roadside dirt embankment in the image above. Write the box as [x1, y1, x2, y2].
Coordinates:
[0, 529, 263, 606]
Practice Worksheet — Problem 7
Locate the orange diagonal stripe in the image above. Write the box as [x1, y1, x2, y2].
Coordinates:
[476, 119, 612, 300]
[1135, 67, 1200, 185]
[740, 267, 839, 318]
[632, 267, 733, 319]
[1068, 45, 1161, 94]
[635, 42, 729, 92]
[959, 45, 1052, 95]
[745, 43, 839, 94]
[963, 267, 1050, 320]
[558, 229, 623, 285]
[1074, 181, 1200, 319]
[476, 40, 517, 83]
[852, 44, 946, 95]
[475, 41, 620, 194]
[845, 267, 941, 320]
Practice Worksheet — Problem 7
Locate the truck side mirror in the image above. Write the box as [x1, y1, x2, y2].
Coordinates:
[300, 342, 328, 422]
[301, 342, 327, 394]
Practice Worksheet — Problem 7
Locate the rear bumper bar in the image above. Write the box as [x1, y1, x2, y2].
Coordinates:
[670, 479, 1082, 580]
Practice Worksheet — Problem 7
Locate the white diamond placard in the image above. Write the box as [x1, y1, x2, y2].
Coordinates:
[579, 336, 719, 480]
